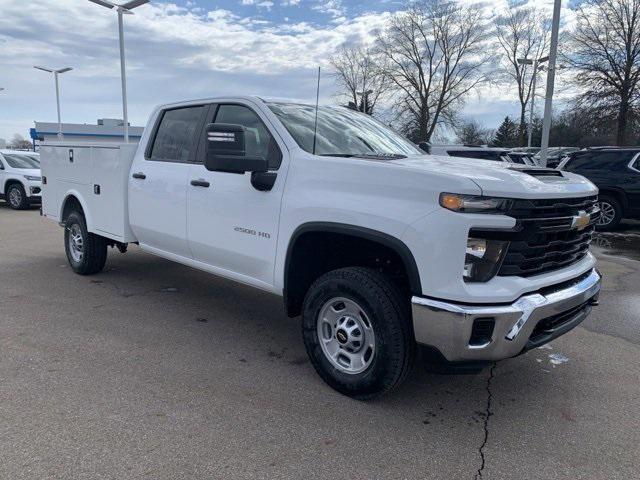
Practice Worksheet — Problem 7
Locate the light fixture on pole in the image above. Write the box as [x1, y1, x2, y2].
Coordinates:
[34, 66, 73, 140]
[539, 0, 562, 167]
[88, 0, 150, 143]
[518, 55, 549, 148]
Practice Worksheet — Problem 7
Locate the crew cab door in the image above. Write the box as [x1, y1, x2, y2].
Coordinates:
[186, 102, 287, 289]
[128, 104, 207, 258]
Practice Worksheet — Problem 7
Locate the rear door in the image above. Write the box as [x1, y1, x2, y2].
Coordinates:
[128, 104, 207, 258]
[186, 101, 287, 288]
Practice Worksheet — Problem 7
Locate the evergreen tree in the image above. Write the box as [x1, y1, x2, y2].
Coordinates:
[492, 117, 519, 147]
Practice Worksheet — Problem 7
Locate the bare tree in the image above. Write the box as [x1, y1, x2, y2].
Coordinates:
[330, 45, 390, 115]
[495, 7, 550, 146]
[455, 119, 494, 145]
[9, 134, 32, 150]
[376, 0, 490, 142]
[566, 0, 640, 145]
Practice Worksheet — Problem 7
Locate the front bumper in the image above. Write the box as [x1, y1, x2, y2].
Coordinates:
[411, 269, 601, 362]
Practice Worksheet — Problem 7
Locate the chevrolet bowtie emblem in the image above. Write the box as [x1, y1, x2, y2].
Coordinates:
[571, 210, 590, 231]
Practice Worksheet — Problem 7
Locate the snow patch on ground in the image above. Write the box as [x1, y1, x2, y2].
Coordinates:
[549, 353, 569, 365]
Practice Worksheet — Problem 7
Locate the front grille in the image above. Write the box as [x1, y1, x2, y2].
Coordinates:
[475, 196, 599, 278]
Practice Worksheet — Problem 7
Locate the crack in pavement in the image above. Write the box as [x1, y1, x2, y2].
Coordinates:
[474, 362, 497, 480]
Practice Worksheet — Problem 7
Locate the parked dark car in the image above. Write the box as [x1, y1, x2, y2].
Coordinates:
[559, 148, 640, 230]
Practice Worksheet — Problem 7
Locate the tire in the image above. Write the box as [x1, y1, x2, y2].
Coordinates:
[302, 267, 415, 400]
[596, 195, 622, 231]
[64, 211, 108, 275]
[6, 183, 28, 210]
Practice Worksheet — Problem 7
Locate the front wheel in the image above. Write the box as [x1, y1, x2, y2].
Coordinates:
[64, 211, 108, 275]
[7, 183, 28, 210]
[302, 267, 415, 400]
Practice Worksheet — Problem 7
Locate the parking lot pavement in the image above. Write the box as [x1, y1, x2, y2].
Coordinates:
[1, 204, 639, 480]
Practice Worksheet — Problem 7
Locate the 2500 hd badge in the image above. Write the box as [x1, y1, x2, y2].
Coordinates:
[234, 226, 271, 239]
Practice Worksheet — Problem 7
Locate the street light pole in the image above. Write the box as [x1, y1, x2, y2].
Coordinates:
[117, 8, 129, 143]
[34, 66, 73, 140]
[88, 0, 150, 143]
[540, 0, 562, 167]
[528, 61, 538, 148]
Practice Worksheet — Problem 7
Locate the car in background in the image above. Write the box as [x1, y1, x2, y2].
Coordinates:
[558, 147, 640, 230]
[430, 145, 513, 162]
[0, 150, 42, 210]
[506, 151, 538, 166]
[510, 146, 540, 155]
[431, 146, 538, 166]
[536, 147, 579, 168]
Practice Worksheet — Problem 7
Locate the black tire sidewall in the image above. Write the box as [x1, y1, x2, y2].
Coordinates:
[302, 269, 412, 399]
[596, 195, 622, 231]
[64, 212, 89, 273]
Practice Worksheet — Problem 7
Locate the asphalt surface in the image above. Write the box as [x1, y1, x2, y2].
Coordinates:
[1, 203, 638, 480]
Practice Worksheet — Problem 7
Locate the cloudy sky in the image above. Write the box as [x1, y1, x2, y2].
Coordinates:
[0, 0, 576, 142]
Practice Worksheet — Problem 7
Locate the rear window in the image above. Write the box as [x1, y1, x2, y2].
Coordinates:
[149, 106, 205, 162]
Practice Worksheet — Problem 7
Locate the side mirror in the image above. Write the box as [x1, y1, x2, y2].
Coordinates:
[204, 123, 268, 173]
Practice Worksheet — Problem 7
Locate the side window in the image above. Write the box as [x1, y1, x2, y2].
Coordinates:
[214, 104, 282, 169]
[149, 105, 205, 162]
[564, 153, 594, 172]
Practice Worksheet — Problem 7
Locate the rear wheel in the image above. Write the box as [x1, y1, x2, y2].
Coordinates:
[7, 183, 28, 210]
[64, 211, 108, 275]
[596, 195, 622, 231]
[302, 267, 415, 400]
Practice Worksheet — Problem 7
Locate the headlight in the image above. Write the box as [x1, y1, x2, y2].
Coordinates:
[440, 193, 512, 214]
[464, 237, 509, 282]
[24, 175, 42, 181]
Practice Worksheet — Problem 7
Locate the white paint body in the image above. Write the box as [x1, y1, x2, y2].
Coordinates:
[40, 96, 598, 305]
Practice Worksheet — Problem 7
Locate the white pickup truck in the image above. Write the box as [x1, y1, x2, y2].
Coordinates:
[40, 96, 602, 399]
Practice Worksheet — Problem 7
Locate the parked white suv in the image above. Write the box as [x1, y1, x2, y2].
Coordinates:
[0, 149, 42, 210]
[39, 97, 602, 398]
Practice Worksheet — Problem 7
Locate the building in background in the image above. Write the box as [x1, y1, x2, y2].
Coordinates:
[30, 119, 144, 147]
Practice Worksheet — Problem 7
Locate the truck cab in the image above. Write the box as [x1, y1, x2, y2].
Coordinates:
[39, 96, 602, 399]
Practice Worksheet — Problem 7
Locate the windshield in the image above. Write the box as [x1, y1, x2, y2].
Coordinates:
[268, 103, 422, 157]
[3, 153, 40, 169]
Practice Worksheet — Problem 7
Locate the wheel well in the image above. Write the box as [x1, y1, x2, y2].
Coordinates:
[4, 179, 23, 194]
[61, 195, 84, 223]
[284, 225, 421, 317]
[599, 188, 628, 212]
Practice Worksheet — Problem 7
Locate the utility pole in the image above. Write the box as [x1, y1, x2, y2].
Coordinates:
[539, 0, 562, 167]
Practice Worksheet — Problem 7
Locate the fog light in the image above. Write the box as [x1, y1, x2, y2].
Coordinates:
[464, 237, 509, 282]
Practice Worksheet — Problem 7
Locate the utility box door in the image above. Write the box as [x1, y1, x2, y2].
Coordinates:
[90, 144, 137, 241]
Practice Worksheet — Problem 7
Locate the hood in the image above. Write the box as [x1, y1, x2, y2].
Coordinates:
[18, 168, 41, 177]
[389, 155, 598, 199]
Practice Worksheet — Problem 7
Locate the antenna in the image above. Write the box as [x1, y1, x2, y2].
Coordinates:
[312, 66, 320, 155]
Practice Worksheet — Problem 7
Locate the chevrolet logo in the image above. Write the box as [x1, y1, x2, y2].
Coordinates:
[571, 210, 590, 231]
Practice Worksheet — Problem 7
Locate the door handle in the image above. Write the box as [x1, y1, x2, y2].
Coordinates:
[190, 179, 210, 188]
[132, 172, 146, 180]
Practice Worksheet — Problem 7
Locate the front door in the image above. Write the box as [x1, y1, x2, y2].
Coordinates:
[186, 102, 287, 289]
[129, 104, 207, 258]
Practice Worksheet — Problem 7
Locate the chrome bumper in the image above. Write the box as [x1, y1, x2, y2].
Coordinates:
[411, 269, 601, 362]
